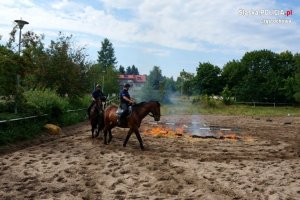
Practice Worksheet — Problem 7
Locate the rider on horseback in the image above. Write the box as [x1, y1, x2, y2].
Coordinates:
[118, 83, 135, 125]
[87, 84, 106, 119]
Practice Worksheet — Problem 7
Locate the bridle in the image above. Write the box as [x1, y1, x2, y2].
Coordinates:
[148, 112, 161, 119]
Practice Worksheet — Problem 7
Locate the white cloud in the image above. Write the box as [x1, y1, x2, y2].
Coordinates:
[0, 0, 299, 60]
[51, 0, 69, 10]
[143, 47, 170, 57]
[127, 0, 298, 53]
[99, 0, 141, 10]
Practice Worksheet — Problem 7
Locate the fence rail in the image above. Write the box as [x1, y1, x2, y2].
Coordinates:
[0, 96, 119, 125]
[235, 101, 294, 107]
[0, 108, 86, 124]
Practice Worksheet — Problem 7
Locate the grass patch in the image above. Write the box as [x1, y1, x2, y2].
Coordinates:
[0, 112, 23, 120]
[162, 100, 300, 116]
[0, 118, 47, 146]
[59, 109, 87, 126]
[0, 109, 88, 146]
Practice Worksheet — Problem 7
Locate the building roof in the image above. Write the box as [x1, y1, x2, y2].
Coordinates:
[118, 74, 147, 83]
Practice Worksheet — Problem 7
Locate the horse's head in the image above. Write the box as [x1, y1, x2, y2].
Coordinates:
[150, 101, 161, 121]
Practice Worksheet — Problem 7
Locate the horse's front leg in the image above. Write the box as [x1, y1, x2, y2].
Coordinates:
[123, 129, 133, 147]
[91, 121, 96, 138]
[103, 127, 108, 145]
[134, 129, 144, 150]
[95, 122, 100, 138]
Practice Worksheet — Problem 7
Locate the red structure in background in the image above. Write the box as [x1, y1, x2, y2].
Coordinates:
[118, 74, 147, 96]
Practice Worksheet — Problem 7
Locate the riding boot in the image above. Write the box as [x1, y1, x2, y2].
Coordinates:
[87, 102, 95, 119]
[117, 116, 123, 126]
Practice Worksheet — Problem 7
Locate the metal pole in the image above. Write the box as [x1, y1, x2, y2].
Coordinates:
[102, 70, 105, 93]
[14, 19, 29, 114]
[102, 74, 105, 93]
[14, 26, 22, 114]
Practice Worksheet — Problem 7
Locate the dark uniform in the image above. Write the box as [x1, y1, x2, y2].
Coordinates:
[118, 83, 133, 124]
[87, 85, 106, 117]
[92, 90, 106, 101]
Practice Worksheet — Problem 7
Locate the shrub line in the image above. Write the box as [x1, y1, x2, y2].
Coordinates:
[0, 108, 86, 124]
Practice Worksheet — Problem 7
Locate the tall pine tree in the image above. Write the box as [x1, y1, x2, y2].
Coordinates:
[96, 38, 119, 95]
[97, 38, 117, 71]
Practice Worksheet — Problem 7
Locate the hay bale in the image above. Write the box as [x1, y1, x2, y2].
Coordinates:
[44, 124, 61, 135]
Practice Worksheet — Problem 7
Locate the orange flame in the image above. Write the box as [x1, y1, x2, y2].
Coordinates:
[144, 127, 184, 137]
[221, 134, 240, 140]
[144, 125, 243, 141]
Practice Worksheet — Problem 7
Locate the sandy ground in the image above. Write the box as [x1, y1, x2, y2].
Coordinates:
[0, 114, 300, 200]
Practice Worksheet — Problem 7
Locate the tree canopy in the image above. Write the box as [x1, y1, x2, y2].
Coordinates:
[97, 38, 117, 71]
[1, 24, 300, 111]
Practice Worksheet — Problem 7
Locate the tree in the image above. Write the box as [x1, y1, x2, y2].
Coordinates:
[0, 45, 19, 98]
[194, 62, 222, 95]
[21, 31, 48, 89]
[118, 65, 125, 74]
[131, 65, 139, 75]
[102, 66, 120, 95]
[125, 66, 132, 75]
[124, 65, 140, 75]
[236, 50, 297, 103]
[221, 60, 247, 88]
[294, 53, 300, 103]
[140, 66, 167, 102]
[45, 32, 89, 97]
[176, 69, 195, 96]
[97, 38, 117, 71]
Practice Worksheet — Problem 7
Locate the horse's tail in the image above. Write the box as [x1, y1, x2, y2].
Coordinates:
[103, 105, 118, 126]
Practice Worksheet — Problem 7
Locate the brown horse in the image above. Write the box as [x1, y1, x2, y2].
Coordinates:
[89, 99, 105, 138]
[103, 101, 161, 150]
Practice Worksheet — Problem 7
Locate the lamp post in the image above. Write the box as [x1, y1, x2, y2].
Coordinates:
[14, 19, 29, 113]
[102, 70, 105, 93]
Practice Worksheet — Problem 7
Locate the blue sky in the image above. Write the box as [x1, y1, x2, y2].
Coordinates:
[0, 0, 299, 78]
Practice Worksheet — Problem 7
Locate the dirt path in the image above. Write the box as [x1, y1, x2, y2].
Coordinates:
[0, 115, 300, 200]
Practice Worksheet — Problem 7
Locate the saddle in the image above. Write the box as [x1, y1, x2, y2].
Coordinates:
[116, 106, 132, 125]
[116, 106, 132, 116]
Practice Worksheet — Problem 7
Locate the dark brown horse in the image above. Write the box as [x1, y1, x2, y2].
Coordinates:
[89, 99, 105, 138]
[103, 101, 161, 150]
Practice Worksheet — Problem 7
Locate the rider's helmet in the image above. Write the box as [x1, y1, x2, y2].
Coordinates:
[124, 83, 131, 88]
[96, 84, 101, 89]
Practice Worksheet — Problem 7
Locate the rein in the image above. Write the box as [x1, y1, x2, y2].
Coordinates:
[148, 113, 160, 118]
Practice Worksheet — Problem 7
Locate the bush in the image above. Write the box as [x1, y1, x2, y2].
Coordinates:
[221, 85, 234, 105]
[60, 110, 87, 126]
[0, 101, 15, 113]
[68, 95, 91, 109]
[0, 118, 46, 146]
[23, 88, 69, 116]
[191, 95, 219, 108]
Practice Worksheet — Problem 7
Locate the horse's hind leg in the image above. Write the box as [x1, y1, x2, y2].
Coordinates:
[107, 124, 115, 144]
[103, 127, 108, 145]
[123, 129, 133, 147]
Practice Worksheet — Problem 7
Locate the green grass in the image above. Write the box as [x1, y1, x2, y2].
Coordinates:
[0, 109, 88, 146]
[161, 101, 300, 117]
[59, 109, 87, 126]
[0, 112, 23, 120]
[0, 118, 47, 146]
